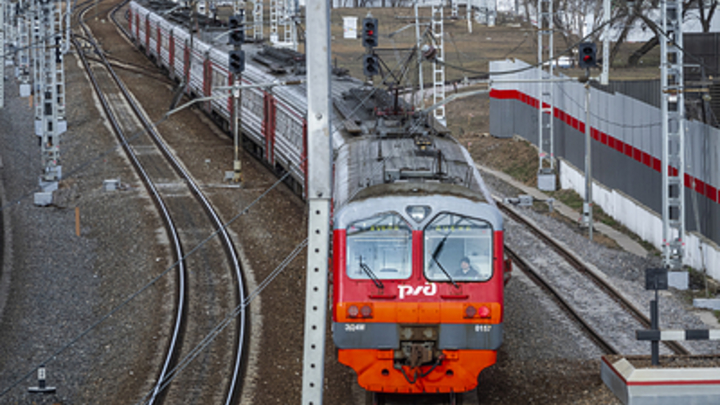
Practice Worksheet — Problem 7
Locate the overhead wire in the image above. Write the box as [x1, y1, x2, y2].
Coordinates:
[0, 4, 422, 396]
[8, 0, 714, 397]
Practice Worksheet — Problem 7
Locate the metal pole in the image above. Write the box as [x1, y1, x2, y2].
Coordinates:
[583, 80, 593, 241]
[651, 288, 659, 365]
[414, 2, 424, 109]
[301, 0, 332, 403]
[660, 0, 685, 269]
[232, 76, 242, 182]
[232, 9, 244, 183]
[600, 0, 610, 85]
[467, 0, 472, 34]
[0, 0, 4, 109]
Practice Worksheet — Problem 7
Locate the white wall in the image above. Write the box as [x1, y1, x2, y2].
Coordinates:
[560, 159, 720, 281]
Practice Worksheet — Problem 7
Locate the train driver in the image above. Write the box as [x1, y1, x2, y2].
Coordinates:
[455, 257, 480, 280]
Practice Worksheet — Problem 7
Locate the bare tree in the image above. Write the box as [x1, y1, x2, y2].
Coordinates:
[623, 1, 704, 67]
[693, 0, 718, 32]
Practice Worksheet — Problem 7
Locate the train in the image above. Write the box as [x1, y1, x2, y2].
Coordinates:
[127, 0, 509, 401]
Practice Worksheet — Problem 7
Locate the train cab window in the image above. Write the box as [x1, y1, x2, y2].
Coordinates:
[424, 213, 493, 282]
[346, 213, 412, 280]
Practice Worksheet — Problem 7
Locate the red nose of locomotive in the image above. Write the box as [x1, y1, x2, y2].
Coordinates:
[332, 202, 505, 394]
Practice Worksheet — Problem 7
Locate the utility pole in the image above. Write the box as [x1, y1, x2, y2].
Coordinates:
[414, 3, 424, 109]
[228, 11, 245, 183]
[431, 2, 445, 125]
[579, 43, 598, 240]
[661, 0, 685, 269]
[281, 0, 291, 47]
[600, 0, 610, 85]
[252, 0, 263, 41]
[18, 0, 31, 97]
[33, 0, 67, 205]
[270, 0, 278, 43]
[584, 80, 593, 241]
[301, 0, 332, 403]
[270, 0, 292, 47]
[290, 0, 299, 51]
[536, 0, 556, 191]
[466, 0, 472, 33]
[1, 0, 5, 109]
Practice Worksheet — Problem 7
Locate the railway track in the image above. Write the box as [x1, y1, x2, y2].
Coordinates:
[75, 2, 247, 404]
[498, 200, 690, 357]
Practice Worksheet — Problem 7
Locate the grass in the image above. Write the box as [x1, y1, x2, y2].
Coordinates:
[326, 6, 663, 84]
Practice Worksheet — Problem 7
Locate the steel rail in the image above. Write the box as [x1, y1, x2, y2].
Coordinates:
[77, 2, 247, 404]
[505, 246, 620, 355]
[72, 22, 188, 405]
[498, 201, 690, 356]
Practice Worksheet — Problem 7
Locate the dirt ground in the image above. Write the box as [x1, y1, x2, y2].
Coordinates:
[328, 6, 662, 83]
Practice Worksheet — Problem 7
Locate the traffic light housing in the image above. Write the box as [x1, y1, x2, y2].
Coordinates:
[229, 50, 245, 74]
[228, 15, 244, 46]
[362, 17, 378, 48]
[578, 42, 597, 68]
[363, 54, 379, 77]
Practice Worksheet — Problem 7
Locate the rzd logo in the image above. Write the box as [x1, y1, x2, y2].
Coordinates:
[398, 283, 437, 300]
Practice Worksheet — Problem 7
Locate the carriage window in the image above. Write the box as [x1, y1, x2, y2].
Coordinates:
[424, 213, 493, 282]
[346, 213, 412, 280]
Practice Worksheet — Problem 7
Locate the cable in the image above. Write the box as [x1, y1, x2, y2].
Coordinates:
[501, 32, 530, 60]
[1, 11, 393, 399]
[432, 12, 628, 79]
[0, 1, 494, 398]
[134, 238, 309, 405]
[551, 82, 662, 129]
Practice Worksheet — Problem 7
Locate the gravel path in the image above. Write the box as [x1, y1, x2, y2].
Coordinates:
[0, 53, 169, 403]
[491, 177, 720, 356]
[504, 214, 676, 355]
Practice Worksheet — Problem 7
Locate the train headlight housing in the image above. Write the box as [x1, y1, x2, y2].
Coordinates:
[406, 205, 431, 223]
[361, 305, 373, 318]
[478, 305, 491, 319]
[348, 305, 360, 318]
[464, 305, 477, 318]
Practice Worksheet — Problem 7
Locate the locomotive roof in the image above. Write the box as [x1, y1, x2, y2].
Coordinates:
[333, 133, 493, 209]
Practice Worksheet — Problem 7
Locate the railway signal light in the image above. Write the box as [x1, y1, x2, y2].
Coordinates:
[229, 50, 245, 74]
[361, 17, 378, 49]
[228, 14, 244, 46]
[363, 54, 379, 77]
[578, 42, 597, 69]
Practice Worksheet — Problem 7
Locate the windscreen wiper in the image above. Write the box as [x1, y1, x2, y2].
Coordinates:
[360, 257, 384, 289]
[431, 235, 459, 288]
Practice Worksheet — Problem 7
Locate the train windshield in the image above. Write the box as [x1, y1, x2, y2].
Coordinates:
[424, 213, 494, 282]
[346, 213, 413, 280]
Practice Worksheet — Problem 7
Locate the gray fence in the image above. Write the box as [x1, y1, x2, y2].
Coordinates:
[489, 59, 720, 258]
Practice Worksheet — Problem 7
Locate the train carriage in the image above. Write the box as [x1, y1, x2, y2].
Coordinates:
[158, 18, 174, 70]
[127, 0, 508, 399]
[147, 12, 162, 62]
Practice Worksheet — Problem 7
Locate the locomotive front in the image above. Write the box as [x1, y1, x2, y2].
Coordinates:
[332, 189, 506, 394]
